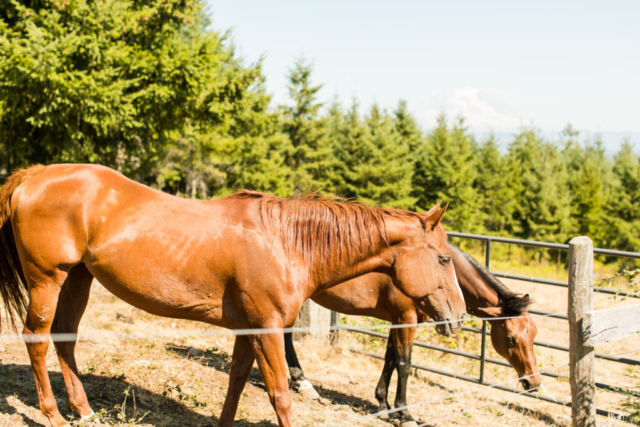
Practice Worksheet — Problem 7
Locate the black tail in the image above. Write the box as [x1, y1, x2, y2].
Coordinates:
[0, 221, 28, 330]
[0, 165, 45, 330]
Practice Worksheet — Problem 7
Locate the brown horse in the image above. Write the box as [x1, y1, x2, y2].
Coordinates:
[284, 243, 540, 427]
[0, 164, 467, 427]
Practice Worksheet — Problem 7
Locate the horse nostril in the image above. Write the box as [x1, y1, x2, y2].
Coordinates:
[460, 313, 467, 321]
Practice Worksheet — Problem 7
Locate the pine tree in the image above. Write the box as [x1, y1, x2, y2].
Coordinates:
[281, 59, 332, 193]
[326, 100, 368, 199]
[321, 101, 348, 196]
[475, 135, 517, 234]
[393, 100, 423, 153]
[561, 124, 612, 245]
[0, 0, 284, 198]
[608, 142, 640, 251]
[359, 104, 416, 208]
[414, 115, 480, 232]
[507, 128, 574, 242]
[326, 102, 415, 208]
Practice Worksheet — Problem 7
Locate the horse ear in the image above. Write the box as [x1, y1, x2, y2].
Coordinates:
[424, 201, 448, 231]
[477, 306, 503, 318]
[423, 200, 442, 217]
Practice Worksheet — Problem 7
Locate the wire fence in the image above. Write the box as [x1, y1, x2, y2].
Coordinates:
[329, 364, 568, 426]
[0, 312, 554, 344]
[2, 232, 639, 425]
[338, 231, 640, 423]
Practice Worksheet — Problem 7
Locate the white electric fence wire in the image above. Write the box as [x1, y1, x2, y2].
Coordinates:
[329, 363, 569, 427]
[594, 392, 636, 425]
[447, 364, 638, 427]
[540, 382, 559, 403]
[416, 382, 538, 427]
[0, 312, 557, 344]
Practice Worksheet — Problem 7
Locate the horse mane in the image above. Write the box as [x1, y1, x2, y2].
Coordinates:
[226, 190, 427, 271]
[448, 243, 532, 315]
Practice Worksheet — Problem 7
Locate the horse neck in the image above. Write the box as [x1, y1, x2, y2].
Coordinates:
[451, 251, 500, 317]
[314, 215, 416, 290]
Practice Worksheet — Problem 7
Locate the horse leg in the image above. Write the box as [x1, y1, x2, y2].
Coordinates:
[22, 267, 71, 427]
[374, 329, 397, 420]
[51, 263, 94, 421]
[284, 332, 319, 400]
[392, 324, 418, 427]
[250, 330, 292, 427]
[217, 335, 256, 427]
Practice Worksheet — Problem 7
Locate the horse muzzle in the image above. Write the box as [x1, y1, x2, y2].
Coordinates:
[435, 313, 466, 336]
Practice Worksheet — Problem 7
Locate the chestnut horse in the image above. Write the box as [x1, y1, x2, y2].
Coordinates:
[284, 243, 540, 427]
[0, 164, 467, 427]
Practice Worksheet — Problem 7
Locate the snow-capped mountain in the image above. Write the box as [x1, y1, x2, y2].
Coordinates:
[421, 88, 529, 133]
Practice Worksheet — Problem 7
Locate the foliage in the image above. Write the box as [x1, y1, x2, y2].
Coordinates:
[3, 0, 640, 256]
[281, 58, 331, 194]
[324, 101, 416, 208]
[506, 128, 574, 242]
[475, 135, 517, 235]
[0, 0, 290, 196]
[414, 116, 481, 232]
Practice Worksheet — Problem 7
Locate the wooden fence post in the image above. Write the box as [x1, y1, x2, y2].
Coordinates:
[330, 310, 339, 345]
[568, 236, 595, 427]
[293, 300, 332, 341]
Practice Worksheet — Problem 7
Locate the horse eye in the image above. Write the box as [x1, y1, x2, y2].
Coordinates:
[507, 336, 516, 348]
[439, 255, 451, 265]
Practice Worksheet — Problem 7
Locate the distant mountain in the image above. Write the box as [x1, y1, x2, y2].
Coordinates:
[418, 87, 639, 155]
[421, 88, 528, 133]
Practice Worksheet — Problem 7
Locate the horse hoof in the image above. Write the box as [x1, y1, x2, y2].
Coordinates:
[376, 410, 391, 420]
[300, 386, 320, 400]
[400, 421, 419, 427]
[79, 410, 98, 425]
[297, 380, 320, 400]
[80, 410, 96, 421]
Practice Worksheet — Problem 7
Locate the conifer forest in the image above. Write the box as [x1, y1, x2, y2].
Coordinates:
[1, 0, 639, 253]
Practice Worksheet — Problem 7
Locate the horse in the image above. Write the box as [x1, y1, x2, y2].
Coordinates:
[0, 164, 467, 427]
[284, 243, 540, 427]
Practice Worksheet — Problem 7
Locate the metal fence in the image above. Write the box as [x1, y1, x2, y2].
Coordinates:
[344, 231, 640, 418]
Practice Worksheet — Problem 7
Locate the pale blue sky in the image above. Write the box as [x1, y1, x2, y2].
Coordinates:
[207, 1, 639, 148]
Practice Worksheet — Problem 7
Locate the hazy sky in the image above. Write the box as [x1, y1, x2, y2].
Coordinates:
[207, 1, 639, 142]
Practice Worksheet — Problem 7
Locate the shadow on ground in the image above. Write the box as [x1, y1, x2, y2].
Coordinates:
[165, 343, 266, 390]
[0, 363, 278, 427]
[167, 343, 387, 422]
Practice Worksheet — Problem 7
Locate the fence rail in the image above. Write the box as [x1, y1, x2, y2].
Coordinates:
[341, 231, 640, 423]
[447, 231, 640, 259]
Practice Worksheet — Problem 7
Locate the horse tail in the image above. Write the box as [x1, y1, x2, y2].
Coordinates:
[0, 164, 46, 330]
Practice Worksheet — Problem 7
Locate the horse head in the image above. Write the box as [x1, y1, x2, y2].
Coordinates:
[478, 294, 542, 390]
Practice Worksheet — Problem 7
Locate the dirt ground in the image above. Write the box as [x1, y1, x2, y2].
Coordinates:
[0, 269, 638, 426]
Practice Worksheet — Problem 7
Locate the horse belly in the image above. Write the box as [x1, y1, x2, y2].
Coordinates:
[85, 251, 240, 328]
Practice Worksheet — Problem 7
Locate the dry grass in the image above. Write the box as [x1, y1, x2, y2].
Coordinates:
[0, 254, 638, 427]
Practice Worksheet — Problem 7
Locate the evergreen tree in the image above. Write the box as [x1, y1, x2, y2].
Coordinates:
[414, 115, 480, 232]
[326, 100, 367, 199]
[475, 135, 517, 234]
[0, 0, 282, 197]
[326, 102, 415, 208]
[608, 142, 640, 251]
[359, 105, 416, 208]
[561, 125, 611, 245]
[282, 59, 332, 193]
[393, 100, 423, 153]
[321, 101, 347, 195]
[507, 128, 574, 242]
